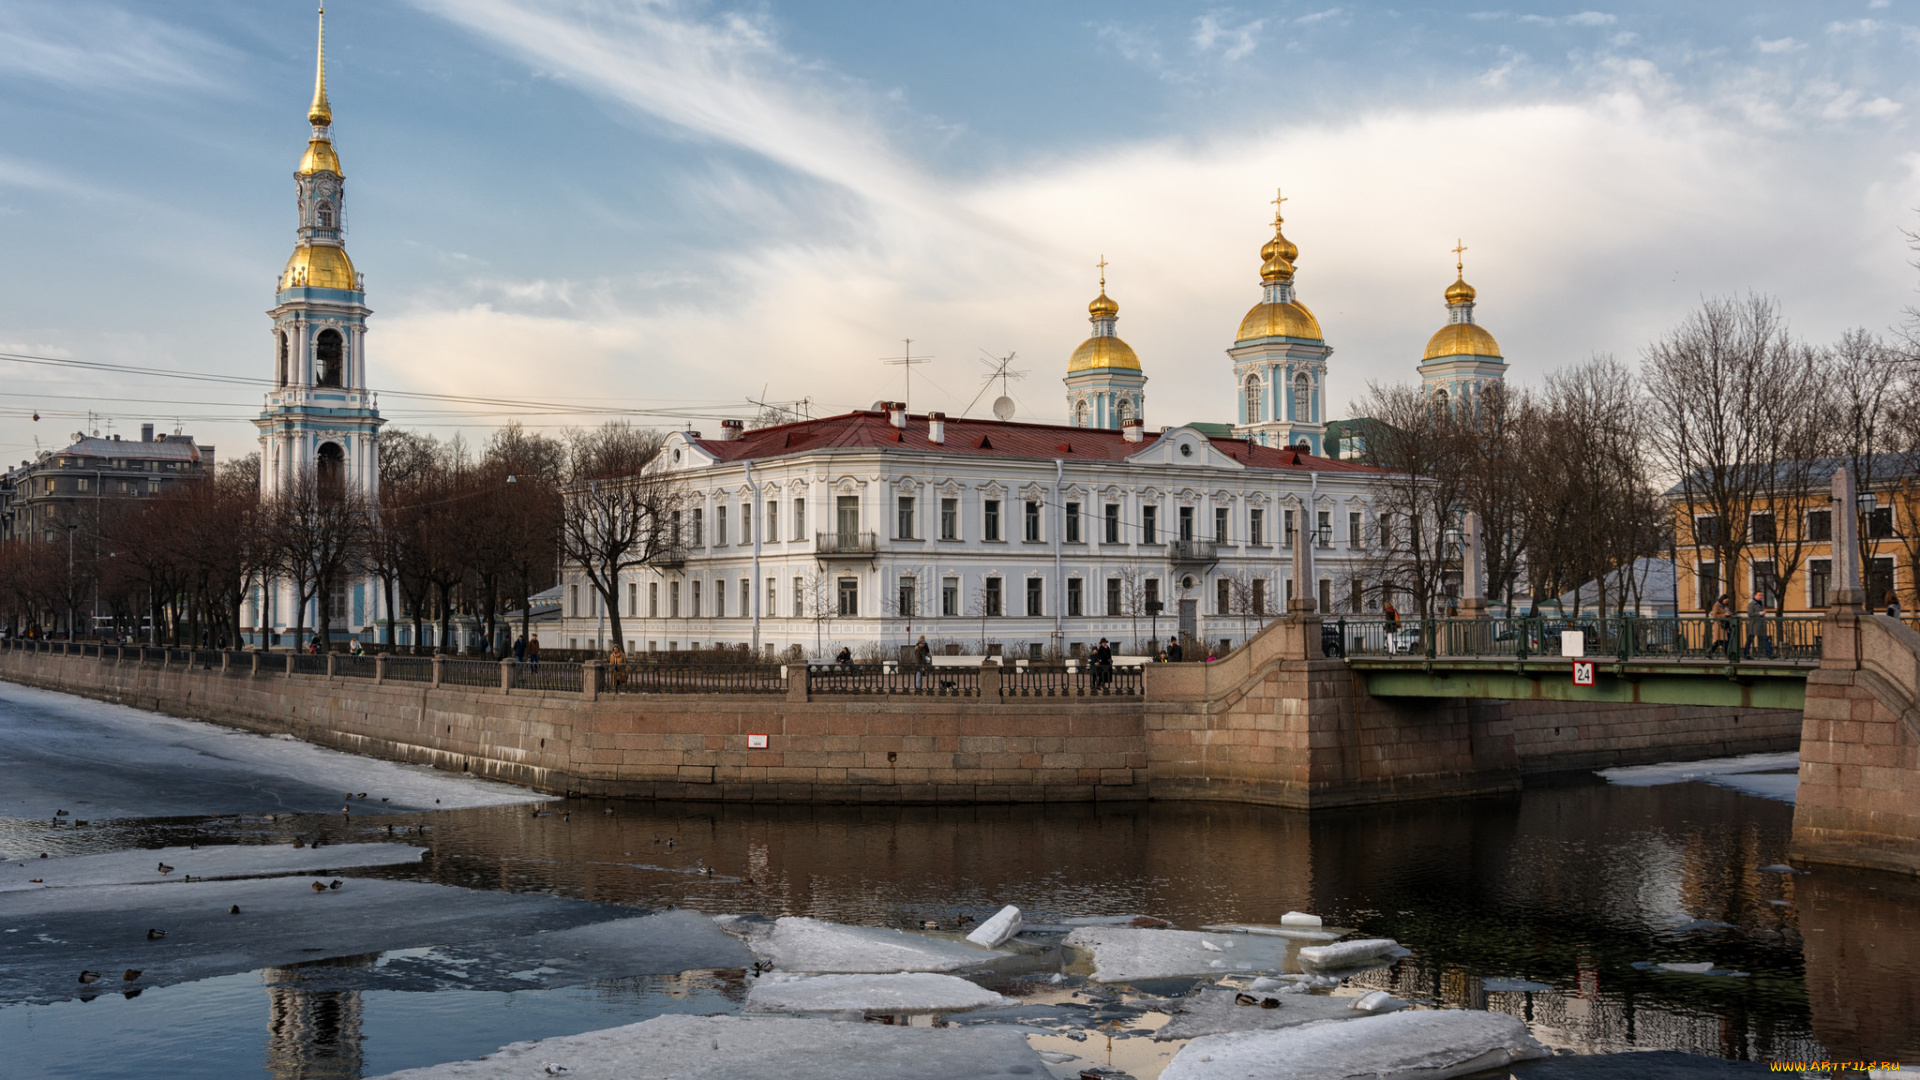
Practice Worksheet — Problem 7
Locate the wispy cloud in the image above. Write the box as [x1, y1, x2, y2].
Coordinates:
[1294, 8, 1348, 26]
[0, 2, 234, 93]
[1753, 36, 1804, 54]
[1192, 12, 1265, 61]
[1825, 19, 1882, 37]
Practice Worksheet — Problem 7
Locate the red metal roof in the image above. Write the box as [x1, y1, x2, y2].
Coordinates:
[692, 411, 1382, 474]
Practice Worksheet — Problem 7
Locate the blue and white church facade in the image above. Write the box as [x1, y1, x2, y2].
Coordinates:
[1227, 204, 1330, 454]
[1417, 247, 1507, 409]
[247, 9, 385, 644]
[1063, 264, 1148, 430]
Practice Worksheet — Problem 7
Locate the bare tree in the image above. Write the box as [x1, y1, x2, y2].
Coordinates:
[1348, 383, 1474, 616]
[1643, 295, 1800, 613]
[557, 423, 686, 654]
[266, 475, 368, 651]
[1824, 328, 1903, 607]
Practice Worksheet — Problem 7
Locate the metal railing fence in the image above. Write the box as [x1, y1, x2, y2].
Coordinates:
[1330, 615, 1824, 663]
[1000, 663, 1144, 697]
[384, 656, 435, 683]
[510, 661, 582, 694]
[807, 663, 981, 697]
[602, 663, 786, 694]
[334, 654, 378, 679]
[441, 658, 503, 689]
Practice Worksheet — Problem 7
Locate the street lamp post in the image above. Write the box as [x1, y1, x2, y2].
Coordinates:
[65, 522, 78, 639]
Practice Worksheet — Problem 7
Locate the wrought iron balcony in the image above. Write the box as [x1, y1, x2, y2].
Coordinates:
[815, 531, 879, 557]
[1168, 539, 1218, 564]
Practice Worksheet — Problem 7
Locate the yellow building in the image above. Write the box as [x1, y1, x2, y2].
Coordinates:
[1666, 459, 1920, 613]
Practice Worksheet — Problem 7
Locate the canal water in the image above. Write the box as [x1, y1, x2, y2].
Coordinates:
[4, 766, 1915, 1078]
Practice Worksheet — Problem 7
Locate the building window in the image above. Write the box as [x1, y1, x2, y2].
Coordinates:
[1693, 516, 1720, 547]
[792, 497, 806, 540]
[838, 577, 859, 617]
[1749, 513, 1775, 544]
[1178, 506, 1194, 542]
[1253, 579, 1267, 615]
[897, 495, 916, 539]
[1214, 507, 1229, 543]
[1868, 557, 1895, 606]
[940, 497, 958, 540]
[1807, 510, 1832, 542]
[1024, 500, 1041, 541]
[1868, 506, 1895, 539]
[835, 495, 859, 539]
[984, 499, 1001, 541]
[317, 202, 335, 228]
[1284, 509, 1295, 546]
[1809, 558, 1831, 608]
[1106, 578, 1122, 616]
[628, 582, 637, 616]
[942, 578, 959, 616]
[692, 580, 702, 618]
[569, 584, 579, 618]
[1318, 578, 1332, 615]
[1104, 504, 1121, 544]
[670, 581, 681, 618]
[1074, 398, 1089, 427]
[315, 328, 344, 388]
[76, 478, 89, 492]
[742, 505, 752, 545]
[767, 500, 778, 542]
[1025, 577, 1043, 617]
[691, 508, 703, 547]
[1249, 508, 1264, 546]
[767, 577, 777, 617]
[1317, 511, 1332, 547]
[649, 582, 659, 617]
[793, 577, 804, 617]
[1349, 511, 1362, 549]
[1244, 374, 1261, 424]
[1065, 502, 1082, 544]
[1216, 578, 1230, 616]
[985, 577, 1003, 617]
[715, 506, 728, 547]
[1067, 578, 1083, 617]
[1293, 373, 1311, 421]
[898, 576, 917, 617]
[1697, 563, 1718, 610]
[1751, 560, 1777, 606]
[714, 580, 725, 618]
[1144, 578, 1160, 612]
[1142, 505, 1157, 544]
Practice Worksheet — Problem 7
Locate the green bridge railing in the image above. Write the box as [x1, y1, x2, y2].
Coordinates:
[1328, 615, 1824, 664]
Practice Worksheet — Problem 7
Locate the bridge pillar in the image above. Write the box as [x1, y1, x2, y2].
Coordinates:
[1793, 467, 1920, 875]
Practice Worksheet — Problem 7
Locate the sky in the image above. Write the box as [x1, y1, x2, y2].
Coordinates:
[1, 0, 1917, 467]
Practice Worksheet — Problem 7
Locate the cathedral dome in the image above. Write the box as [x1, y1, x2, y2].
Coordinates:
[299, 138, 342, 177]
[1444, 275, 1476, 304]
[1237, 299, 1322, 343]
[1422, 322, 1502, 361]
[1088, 290, 1118, 318]
[1068, 336, 1141, 372]
[281, 244, 357, 291]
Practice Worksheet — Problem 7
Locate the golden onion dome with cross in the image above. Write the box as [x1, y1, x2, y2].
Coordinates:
[1422, 240, 1502, 361]
[1236, 191, 1323, 343]
[1069, 258, 1142, 372]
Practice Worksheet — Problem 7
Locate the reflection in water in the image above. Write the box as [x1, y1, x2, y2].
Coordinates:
[265, 957, 369, 1080]
[11, 770, 1915, 1074]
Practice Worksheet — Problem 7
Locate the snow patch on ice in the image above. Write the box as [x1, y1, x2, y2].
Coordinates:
[1598, 752, 1800, 803]
[1295, 938, 1403, 972]
[746, 972, 1013, 1014]
[369, 1012, 1052, 1079]
[1202, 923, 1340, 941]
[734, 917, 1008, 973]
[1160, 1009, 1548, 1079]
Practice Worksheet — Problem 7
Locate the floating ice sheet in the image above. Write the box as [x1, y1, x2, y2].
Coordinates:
[0, 682, 545, 822]
[1160, 1009, 1549, 1080]
[746, 971, 1013, 1014]
[726, 916, 1008, 973]
[370, 1013, 1053, 1080]
[1065, 926, 1294, 982]
[0, 843, 425, 892]
[966, 905, 1023, 948]
[1597, 752, 1800, 804]
[1155, 986, 1361, 1040]
[1295, 938, 1403, 972]
[1202, 923, 1341, 941]
[0, 875, 629, 1004]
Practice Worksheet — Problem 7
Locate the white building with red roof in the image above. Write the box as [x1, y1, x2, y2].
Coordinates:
[556, 404, 1385, 660]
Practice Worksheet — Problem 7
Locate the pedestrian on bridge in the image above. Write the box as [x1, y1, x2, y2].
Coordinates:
[1886, 593, 1903, 620]
[1747, 591, 1774, 660]
[1709, 595, 1732, 658]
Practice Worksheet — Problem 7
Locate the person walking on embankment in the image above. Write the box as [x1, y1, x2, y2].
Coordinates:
[1709, 594, 1732, 658]
[1747, 590, 1774, 660]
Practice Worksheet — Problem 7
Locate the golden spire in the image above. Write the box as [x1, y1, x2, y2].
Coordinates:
[308, 6, 332, 128]
[1445, 238, 1476, 304]
[1260, 187, 1297, 284]
[1089, 254, 1118, 318]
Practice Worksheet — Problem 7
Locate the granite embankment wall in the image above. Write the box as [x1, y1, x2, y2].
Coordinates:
[1794, 612, 1920, 875]
[0, 628, 1799, 808]
[0, 648, 1146, 803]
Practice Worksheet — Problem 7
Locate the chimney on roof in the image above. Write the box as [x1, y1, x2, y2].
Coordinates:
[140, 423, 153, 443]
[927, 412, 946, 444]
[1122, 418, 1144, 444]
[720, 419, 744, 441]
[888, 402, 906, 429]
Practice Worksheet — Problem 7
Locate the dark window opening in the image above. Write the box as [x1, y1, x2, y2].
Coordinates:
[316, 441, 346, 503]
[315, 328, 344, 388]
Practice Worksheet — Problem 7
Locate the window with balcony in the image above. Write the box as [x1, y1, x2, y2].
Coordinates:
[984, 499, 1001, 541]
[1024, 500, 1041, 541]
[835, 495, 859, 542]
[1178, 505, 1194, 542]
[940, 497, 958, 540]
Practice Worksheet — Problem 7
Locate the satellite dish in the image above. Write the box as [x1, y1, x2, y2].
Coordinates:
[992, 396, 1016, 422]
[871, 400, 891, 411]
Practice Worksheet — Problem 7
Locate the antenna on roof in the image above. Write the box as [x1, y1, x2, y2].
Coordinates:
[880, 339, 930, 411]
[963, 350, 1025, 418]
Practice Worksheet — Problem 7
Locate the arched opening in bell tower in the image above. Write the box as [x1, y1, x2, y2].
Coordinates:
[277, 331, 289, 387]
[316, 329, 344, 388]
[317, 442, 346, 502]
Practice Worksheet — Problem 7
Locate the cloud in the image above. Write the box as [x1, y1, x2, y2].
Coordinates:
[1825, 19, 1881, 36]
[1295, 8, 1348, 26]
[1753, 37, 1803, 54]
[1565, 12, 1618, 27]
[1192, 13, 1265, 61]
[0, 2, 234, 94]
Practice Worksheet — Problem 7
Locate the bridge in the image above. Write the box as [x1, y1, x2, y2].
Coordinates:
[1330, 615, 1819, 710]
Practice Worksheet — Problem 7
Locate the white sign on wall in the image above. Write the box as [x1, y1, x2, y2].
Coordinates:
[747, 734, 769, 749]
[1560, 630, 1585, 658]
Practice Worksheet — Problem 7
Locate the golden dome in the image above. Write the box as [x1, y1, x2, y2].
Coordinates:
[299, 138, 342, 176]
[281, 244, 357, 291]
[1237, 299, 1322, 343]
[1089, 290, 1119, 318]
[1422, 322, 1502, 361]
[1445, 275, 1475, 304]
[1068, 336, 1141, 372]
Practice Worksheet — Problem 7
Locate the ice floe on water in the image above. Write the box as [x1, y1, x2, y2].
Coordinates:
[718, 915, 1012, 973]
[1064, 926, 1296, 982]
[746, 971, 1013, 1014]
[1160, 1009, 1549, 1079]
[1633, 960, 1750, 977]
[1295, 938, 1407, 973]
[1597, 751, 1800, 803]
[0, 843, 425, 891]
[1155, 985, 1361, 1040]
[371, 1013, 1053, 1080]
[0, 682, 545, 822]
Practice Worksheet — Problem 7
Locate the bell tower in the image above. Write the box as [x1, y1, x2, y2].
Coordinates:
[255, 5, 383, 503]
[1229, 190, 1332, 453]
